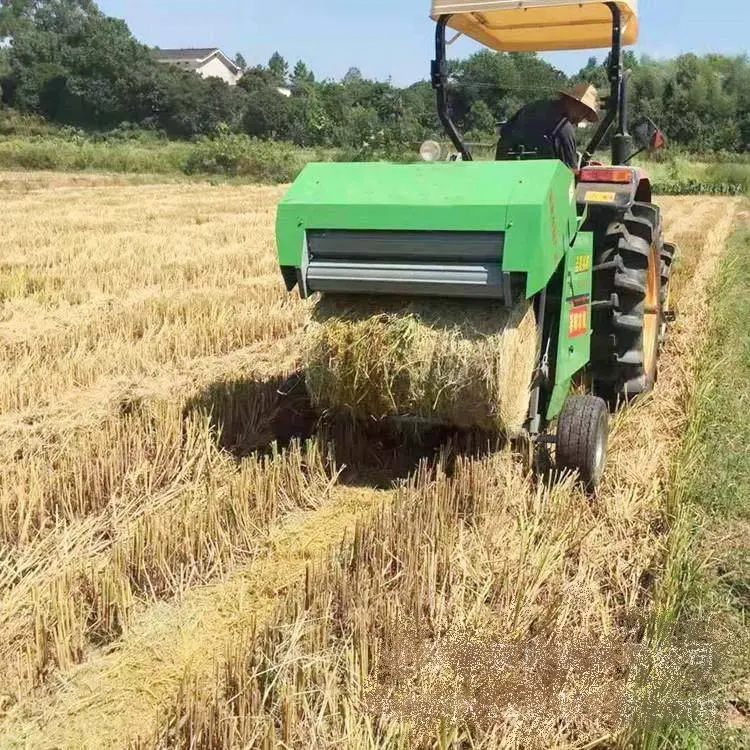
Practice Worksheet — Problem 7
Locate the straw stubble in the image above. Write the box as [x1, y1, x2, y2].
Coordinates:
[0, 176, 734, 750]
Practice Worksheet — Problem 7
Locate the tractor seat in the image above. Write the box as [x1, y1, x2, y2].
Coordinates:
[496, 144, 545, 161]
[496, 133, 557, 162]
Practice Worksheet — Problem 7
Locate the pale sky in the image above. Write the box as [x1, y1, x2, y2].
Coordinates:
[98, 1, 750, 85]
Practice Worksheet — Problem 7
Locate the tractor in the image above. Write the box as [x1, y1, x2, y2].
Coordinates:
[275, 0, 676, 490]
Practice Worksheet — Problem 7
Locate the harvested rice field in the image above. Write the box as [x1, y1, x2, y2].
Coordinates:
[0, 170, 742, 748]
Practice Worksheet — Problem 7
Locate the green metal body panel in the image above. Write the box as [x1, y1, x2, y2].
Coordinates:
[502, 162, 579, 297]
[276, 160, 578, 299]
[546, 227, 594, 421]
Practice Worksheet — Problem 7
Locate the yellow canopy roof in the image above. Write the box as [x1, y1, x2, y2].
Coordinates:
[431, 0, 639, 52]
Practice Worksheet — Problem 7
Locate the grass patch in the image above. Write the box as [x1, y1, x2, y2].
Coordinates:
[0, 136, 191, 174]
[684, 241, 750, 515]
[653, 179, 745, 196]
[181, 133, 326, 182]
[0, 113, 748, 191]
[704, 163, 750, 194]
[644, 215, 750, 747]
[0, 132, 341, 182]
[643, 154, 748, 196]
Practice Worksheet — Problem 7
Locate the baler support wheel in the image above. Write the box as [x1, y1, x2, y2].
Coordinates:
[556, 396, 610, 491]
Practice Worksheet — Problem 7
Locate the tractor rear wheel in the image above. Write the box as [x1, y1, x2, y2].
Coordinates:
[591, 202, 664, 401]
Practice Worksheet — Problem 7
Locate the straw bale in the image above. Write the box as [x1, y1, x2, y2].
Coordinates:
[303, 295, 538, 434]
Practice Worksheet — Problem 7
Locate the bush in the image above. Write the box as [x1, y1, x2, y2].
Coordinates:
[0, 110, 58, 137]
[181, 132, 315, 182]
[333, 129, 419, 163]
[704, 163, 750, 192]
[652, 179, 745, 196]
[0, 122, 326, 181]
[0, 136, 189, 173]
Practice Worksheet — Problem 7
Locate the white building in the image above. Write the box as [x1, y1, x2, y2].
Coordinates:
[155, 48, 243, 86]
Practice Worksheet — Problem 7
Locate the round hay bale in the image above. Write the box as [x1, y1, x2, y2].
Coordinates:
[303, 295, 538, 435]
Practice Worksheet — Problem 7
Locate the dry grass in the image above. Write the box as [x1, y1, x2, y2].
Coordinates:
[139, 197, 737, 750]
[0, 172, 738, 749]
[0, 174, 333, 700]
[304, 295, 538, 434]
[0, 179, 306, 413]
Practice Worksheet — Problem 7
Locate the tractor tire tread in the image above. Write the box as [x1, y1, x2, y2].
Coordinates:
[590, 202, 664, 400]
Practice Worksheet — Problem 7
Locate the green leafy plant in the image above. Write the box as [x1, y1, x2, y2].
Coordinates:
[182, 129, 315, 182]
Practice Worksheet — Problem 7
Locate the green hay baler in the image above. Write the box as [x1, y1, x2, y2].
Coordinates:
[275, 0, 677, 490]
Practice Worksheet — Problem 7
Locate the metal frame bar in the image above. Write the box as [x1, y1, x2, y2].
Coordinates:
[583, 1, 631, 166]
[302, 228, 513, 300]
[432, 15, 474, 162]
[526, 288, 549, 435]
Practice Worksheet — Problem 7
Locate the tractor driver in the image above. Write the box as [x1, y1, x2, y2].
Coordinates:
[496, 83, 600, 170]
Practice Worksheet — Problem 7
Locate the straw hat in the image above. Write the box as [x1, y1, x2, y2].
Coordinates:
[560, 83, 600, 122]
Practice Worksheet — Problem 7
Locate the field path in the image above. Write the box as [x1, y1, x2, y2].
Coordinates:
[2, 485, 397, 749]
[0, 188, 739, 748]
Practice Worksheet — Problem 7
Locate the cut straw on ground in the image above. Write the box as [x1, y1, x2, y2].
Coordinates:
[129, 197, 741, 749]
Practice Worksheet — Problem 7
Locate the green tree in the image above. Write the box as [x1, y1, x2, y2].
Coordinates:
[623, 50, 639, 70]
[238, 65, 276, 94]
[267, 51, 288, 85]
[5, 1, 750, 156]
[290, 60, 314, 92]
[286, 89, 329, 146]
[342, 67, 363, 85]
[465, 100, 496, 137]
[243, 86, 290, 139]
[451, 50, 566, 129]
[0, 47, 9, 104]
[6, 4, 154, 124]
[3, 0, 246, 135]
[573, 56, 608, 89]
[161, 74, 247, 137]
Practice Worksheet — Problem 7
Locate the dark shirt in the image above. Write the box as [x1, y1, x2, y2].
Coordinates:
[496, 99, 579, 170]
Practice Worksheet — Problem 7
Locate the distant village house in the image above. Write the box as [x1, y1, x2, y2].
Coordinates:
[155, 48, 242, 86]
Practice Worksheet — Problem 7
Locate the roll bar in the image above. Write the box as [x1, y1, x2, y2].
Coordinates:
[432, 15, 473, 161]
[583, 1, 632, 165]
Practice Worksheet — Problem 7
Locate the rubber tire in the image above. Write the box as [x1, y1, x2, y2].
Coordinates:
[556, 396, 609, 491]
[591, 201, 664, 400]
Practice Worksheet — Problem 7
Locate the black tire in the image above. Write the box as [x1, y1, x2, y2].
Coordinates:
[591, 201, 664, 400]
[556, 396, 609, 491]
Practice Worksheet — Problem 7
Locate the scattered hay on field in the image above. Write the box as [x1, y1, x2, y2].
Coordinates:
[303, 295, 538, 435]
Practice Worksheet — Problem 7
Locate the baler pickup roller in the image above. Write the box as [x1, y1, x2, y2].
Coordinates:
[302, 229, 512, 301]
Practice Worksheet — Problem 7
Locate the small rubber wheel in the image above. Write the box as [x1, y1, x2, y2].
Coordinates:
[556, 396, 609, 491]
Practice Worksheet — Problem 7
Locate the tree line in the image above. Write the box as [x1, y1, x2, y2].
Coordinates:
[1, 0, 750, 153]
